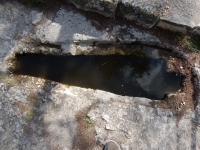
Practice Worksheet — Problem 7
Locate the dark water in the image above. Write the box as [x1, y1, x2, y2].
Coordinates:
[14, 54, 183, 100]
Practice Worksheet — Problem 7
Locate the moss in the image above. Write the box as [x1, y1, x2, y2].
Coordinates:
[6, 79, 12, 84]
[165, 32, 200, 52]
[85, 117, 92, 129]
[24, 118, 29, 123]
[27, 111, 32, 117]
[189, 35, 200, 52]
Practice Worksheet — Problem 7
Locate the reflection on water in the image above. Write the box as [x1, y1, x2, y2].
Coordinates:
[14, 54, 182, 100]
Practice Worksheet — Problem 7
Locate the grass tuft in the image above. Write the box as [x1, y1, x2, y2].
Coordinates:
[85, 117, 93, 129]
[170, 33, 200, 52]
[27, 111, 32, 117]
[7, 79, 12, 84]
[24, 118, 29, 123]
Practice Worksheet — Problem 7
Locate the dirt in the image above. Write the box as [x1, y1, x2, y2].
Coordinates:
[73, 104, 99, 150]
[151, 51, 200, 123]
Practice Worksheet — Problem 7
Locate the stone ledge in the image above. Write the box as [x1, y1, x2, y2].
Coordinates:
[68, 0, 200, 34]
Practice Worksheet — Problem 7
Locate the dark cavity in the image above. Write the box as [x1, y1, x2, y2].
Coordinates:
[13, 54, 182, 100]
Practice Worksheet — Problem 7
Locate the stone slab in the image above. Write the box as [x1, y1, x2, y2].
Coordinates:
[67, 0, 200, 33]
[0, 2, 198, 149]
[69, 0, 119, 17]
[120, 0, 168, 28]
[0, 78, 198, 149]
[88, 100, 195, 150]
[158, 0, 200, 31]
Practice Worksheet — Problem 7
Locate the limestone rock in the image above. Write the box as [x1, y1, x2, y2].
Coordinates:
[8, 86, 29, 104]
[67, 0, 200, 34]
[69, 0, 119, 17]
[88, 98, 196, 149]
[158, 0, 200, 32]
[35, 8, 114, 44]
[31, 11, 43, 25]
[120, 0, 168, 28]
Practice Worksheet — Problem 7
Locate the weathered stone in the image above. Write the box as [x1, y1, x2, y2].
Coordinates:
[35, 8, 115, 45]
[66, 0, 200, 34]
[0, 1, 199, 150]
[120, 0, 167, 28]
[158, 0, 200, 32]
[192, 67, 200, 125]
[31, 11, 43, 25]
[0, 74, 198, 149]
[0, 84, 27, 149]
[8, 86, 29, 104]
[69, 0, 119, 17]
[0, 120, 4, 132]
[0, 0, 188, 63]
[88, 98, 196, 149]
[191, 27, 200, 36]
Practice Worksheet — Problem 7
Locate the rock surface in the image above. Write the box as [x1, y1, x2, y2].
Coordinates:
[0, 83, 29, 150]
[88, 100, 195, 150]
[0, 0, 185, 71]
[157, 0, 200, 32]
[119, 0, 167, 28]
[0, 1, 199, 150]
[69, 0, 119, 17]
[0, 76, 199, 149]
[66, 0, 200, 33]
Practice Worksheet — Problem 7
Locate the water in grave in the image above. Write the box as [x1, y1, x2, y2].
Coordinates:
[14, 50, 182, 100]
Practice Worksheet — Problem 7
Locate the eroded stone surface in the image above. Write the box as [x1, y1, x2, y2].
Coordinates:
[158, 0, 200, 31]
[66, 0, 200, 32]
[0, 83, 28, 150]
[120, 0, 168, 28]
[31, 11, 43, 25]
[0, 1, 199, 150]
[69, 0, 119, 17]
[0, 77, 199, 149]
[0, 0, 180, 72]
[35, 8, 114, 44]
[88, 99, 197, 149]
